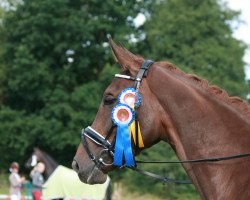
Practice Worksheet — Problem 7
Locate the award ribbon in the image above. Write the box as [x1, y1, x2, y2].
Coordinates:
[118, 88, 144, 147]
[112, 103, 135, 167]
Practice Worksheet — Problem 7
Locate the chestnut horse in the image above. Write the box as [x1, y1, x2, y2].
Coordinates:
[72, 38, 250, 199]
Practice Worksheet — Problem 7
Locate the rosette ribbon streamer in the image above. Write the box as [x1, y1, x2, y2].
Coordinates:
[129, 112, 144, 148]
[112, 103, 135, 167]
[118, 88, 144, 148]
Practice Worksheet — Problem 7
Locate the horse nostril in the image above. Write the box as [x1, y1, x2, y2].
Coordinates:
[72, 159, 79, 173]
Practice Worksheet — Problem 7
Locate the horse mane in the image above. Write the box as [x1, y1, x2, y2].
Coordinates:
[40, 150, 58, 167]
[108, 39, 249, 118]
[157, 61, 250, 118]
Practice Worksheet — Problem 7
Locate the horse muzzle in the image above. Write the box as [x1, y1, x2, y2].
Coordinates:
[72, 157, 108, 184]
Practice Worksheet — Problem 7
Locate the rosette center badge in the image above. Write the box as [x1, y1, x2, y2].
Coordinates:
[113, 105, 133, 124]
[118, 88, 141, 108]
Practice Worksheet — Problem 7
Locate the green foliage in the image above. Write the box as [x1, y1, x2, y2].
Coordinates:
[0, 5, 6, 100]
[0, 0, 249, 199]
[0, 0, 144, 167]
[0, 173, 9, 194]
[0, 106, 35, 168]
[3, 0, 132, 110]
[130, 0, 248, 197]
[110, 142, 200, 199]
[143, 0, 249, 98]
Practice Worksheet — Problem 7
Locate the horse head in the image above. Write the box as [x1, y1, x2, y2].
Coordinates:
[72, 37, 250, 199]
[72, 38, 173, 184]
[25, 147, 42, 169]
[25, 147, 58, 179]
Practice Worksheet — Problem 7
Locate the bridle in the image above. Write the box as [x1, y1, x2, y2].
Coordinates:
[81, 60, 250, 184]
[81, 125, 115, 167]
[81, 60, 154, 167]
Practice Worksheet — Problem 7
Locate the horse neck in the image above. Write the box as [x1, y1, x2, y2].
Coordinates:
[39, 153, 58, 178]
[148, 66, 250, 199]
[44, 161, 57, 178]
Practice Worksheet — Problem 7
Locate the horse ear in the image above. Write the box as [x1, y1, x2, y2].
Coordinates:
[108, 36, 144, 76]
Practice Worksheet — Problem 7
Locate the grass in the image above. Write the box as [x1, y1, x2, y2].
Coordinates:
[1, 173, 198, 200]
[0, 173, 163, 199]
[0, 173, 32, 197]
[0, 172, 165, 199]
[0, 173, 9, 194]
[112, 182, 165, 200]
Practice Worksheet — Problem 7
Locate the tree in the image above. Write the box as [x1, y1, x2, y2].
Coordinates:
[0, 0, 248, 199]
[130, 0, 249, 198]
[0, 0, 147, 167]
[142, 0, 249, 98]
[0, 4, 7, 101]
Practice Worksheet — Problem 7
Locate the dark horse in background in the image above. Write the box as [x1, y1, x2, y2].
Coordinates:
[72, 38, 250, 199]
[25, 147, 58, 179]
[25, 148, 112, 200]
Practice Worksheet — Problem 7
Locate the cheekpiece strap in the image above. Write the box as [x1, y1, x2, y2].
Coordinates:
[134, 60, 154, 89]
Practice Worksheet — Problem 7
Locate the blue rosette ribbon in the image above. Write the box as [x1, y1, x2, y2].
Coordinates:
[118, 88, 144, 147]
[112, 103, 135, 167]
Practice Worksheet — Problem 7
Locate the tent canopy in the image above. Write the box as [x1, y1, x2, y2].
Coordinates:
[43, 165, 110, 200]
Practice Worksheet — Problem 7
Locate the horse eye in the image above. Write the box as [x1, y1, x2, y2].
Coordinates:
[103, 95, 117, 105]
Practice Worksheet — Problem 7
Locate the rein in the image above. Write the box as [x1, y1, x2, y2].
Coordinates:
[136, 152, 250, 164]
[132, 152, 250, 184]
[81, 60, 250, 185]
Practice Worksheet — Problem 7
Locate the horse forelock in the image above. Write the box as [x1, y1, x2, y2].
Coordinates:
[156, 61, 250, 119]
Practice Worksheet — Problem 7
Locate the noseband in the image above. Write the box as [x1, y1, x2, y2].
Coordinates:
[81, 60, 192, 184]
[81, 60, 154, 168]
[81, 126, 115, 167]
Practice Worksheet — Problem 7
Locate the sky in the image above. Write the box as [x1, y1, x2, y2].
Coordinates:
[225, 0, 250, 80]
[134, 0, 250, 81]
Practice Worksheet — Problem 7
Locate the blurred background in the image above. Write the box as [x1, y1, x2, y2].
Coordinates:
[0, 0, 249, 199]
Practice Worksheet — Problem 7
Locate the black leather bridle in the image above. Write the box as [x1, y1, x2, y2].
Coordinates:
[81, 60, 250, 185]
[81, 60, 154, 167]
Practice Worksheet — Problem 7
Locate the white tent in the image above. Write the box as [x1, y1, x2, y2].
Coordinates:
[42, 165, 111, 200]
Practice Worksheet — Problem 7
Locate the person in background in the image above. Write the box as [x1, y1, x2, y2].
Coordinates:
[9, 162, 25, 200]
[30, 162, 45, 200]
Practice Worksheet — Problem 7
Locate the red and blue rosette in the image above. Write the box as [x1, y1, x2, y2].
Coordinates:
[112, 103, 135, 167]
[118, 88, 145, 148]
[118, 88, 141, 107]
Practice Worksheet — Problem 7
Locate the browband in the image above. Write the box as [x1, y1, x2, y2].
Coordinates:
[115, 74, 135, 80]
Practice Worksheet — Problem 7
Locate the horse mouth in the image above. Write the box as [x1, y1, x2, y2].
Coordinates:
[73, 150, 113, 184]
[78, 165, 107, 184]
